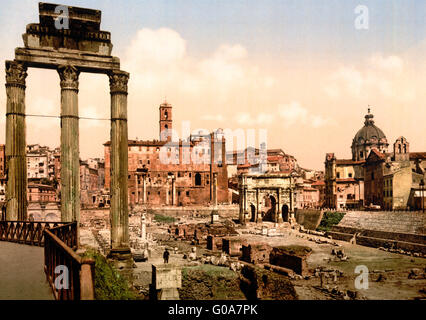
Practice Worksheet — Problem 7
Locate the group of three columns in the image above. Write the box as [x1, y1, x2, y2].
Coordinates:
[5, 60, 131, 257]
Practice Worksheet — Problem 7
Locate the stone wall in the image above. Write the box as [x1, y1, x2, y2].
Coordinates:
[337, 211, 426, 235]
[136, 204, 239, 219]
[295, 209, 324, 230]
[327, 211, 426, 254]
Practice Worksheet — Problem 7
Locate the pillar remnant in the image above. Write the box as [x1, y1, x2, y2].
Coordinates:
[58, 65, 81, 223]
[143, 174, 147, 204]
[211, 173, 219, 224]
[5, 61, 28, 221]
[141, 212, 147, 240]
[171, 176, 176, 206]
[109, 70, 131, 259]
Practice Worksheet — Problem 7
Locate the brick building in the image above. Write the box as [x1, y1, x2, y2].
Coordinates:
[227, 147, 298, 178]
[364, 137, 426, 210]
[28, 184, 57, 203]
[104, 101, 229, 206]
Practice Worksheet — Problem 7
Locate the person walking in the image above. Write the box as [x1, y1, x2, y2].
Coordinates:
[163, 248, 170, 264]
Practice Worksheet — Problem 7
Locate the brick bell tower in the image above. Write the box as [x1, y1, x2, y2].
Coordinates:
[159, 100, 173, 141]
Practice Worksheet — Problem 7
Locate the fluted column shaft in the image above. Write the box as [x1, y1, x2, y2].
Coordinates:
[109, 70, 130, 257]
[5, 61, 28, 221]
[58, 65, 80, 223]
[213, 173, 218, 208]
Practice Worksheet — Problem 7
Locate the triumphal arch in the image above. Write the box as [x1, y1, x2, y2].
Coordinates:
[5, 3, 130, 257]
[239, 173, 297, 224]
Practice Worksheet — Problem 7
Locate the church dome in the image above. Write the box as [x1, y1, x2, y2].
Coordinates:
[351, 109, 388, 161]
[353, 113, 387, 144]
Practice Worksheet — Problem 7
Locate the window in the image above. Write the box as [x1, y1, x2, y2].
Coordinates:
[371, 172, 375, 180]
[348, 173, 353, 178]
[336, 172, 340, 178]
[195, 173, 202, 186]
[186, 191, 190, 196]
[360, 151, 364, 158]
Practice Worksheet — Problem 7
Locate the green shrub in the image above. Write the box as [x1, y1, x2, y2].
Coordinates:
[154, 214, 176, 224]
[317, 211, 346, 232]
[82, 250, 137, 300]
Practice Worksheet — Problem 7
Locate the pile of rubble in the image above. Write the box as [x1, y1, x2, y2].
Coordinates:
[378, 246, 425, 258]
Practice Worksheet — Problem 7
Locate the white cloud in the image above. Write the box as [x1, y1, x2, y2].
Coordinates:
[201, 114, 225, 121]
[324, 54, 414, 102]
[278, 101, 332, 128]
[370, 54, 404, 74]
[235, 112, 274, 126]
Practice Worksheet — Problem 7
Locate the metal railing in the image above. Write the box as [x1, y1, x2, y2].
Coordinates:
[0, 221, 69, 246]
[0, 220, 95, 300]
[44, 223, 95, 300]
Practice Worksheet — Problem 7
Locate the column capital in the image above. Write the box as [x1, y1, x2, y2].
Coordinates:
[58, 65, 80, 91]
[5, 61, 27, 88]
[108, 70, 129, 94]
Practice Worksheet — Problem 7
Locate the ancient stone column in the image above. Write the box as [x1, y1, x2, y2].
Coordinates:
[213, 173, 218, 208]
[143, 174, 147, 204]
[141, 213, 146, 240]
[109, 70, 131, 258]
[166, 179, 170, 205]
[256, 188, 261, 223]
[58, 65, 81, 223]
[135, 174, 139, 204]
[171, 176, 176, 206]
[277, 188, 282, 223]
[5, 61, 28, 221]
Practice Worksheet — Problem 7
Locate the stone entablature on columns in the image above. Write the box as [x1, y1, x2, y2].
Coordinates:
[5, 61, 28, 220]
[5, 3, 131, 262]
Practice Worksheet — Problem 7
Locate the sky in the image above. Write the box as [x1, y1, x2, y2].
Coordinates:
[0, 0, 426, 170]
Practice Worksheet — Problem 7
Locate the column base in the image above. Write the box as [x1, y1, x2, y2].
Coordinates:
[211, 209, 219, 224]
[108, 248, 133, 260]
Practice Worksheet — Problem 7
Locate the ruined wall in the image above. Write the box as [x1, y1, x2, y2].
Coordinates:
[295, 209, 323, 230]
[337, 211, 426, 235]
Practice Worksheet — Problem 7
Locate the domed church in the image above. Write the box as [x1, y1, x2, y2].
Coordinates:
[351, 109, 389, 161]
[325, 109, 425, 211]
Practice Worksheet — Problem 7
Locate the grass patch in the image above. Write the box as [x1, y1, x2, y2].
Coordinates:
[154, 213, 176, 224]
[82, 250, 138, 300]
[317, 211, 346, 232]
[179, 265, 245, 300]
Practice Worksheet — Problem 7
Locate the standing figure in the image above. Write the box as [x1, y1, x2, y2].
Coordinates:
[163, 248, 170, 264]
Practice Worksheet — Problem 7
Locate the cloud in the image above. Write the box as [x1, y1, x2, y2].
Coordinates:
[370, 54, 404, 74]
[201, 114, 225, 121]
[278, 101, 332, 128]
[324, 54, 414, 102]
[235, 112, 274, 126]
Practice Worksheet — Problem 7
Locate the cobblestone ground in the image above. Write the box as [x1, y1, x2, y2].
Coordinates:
[0, 242, 53, 300]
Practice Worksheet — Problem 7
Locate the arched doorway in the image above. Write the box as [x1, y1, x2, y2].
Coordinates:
[250, 204, 256, 222]
[282, 204, 289, 222]
[263, 195, 276, 222]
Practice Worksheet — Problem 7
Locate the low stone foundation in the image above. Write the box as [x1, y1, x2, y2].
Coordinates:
[241, 243, 272, 264]
[222, 237, 247, 257]
[328, 225, 426, 254]
[269, 246, 312, 276]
